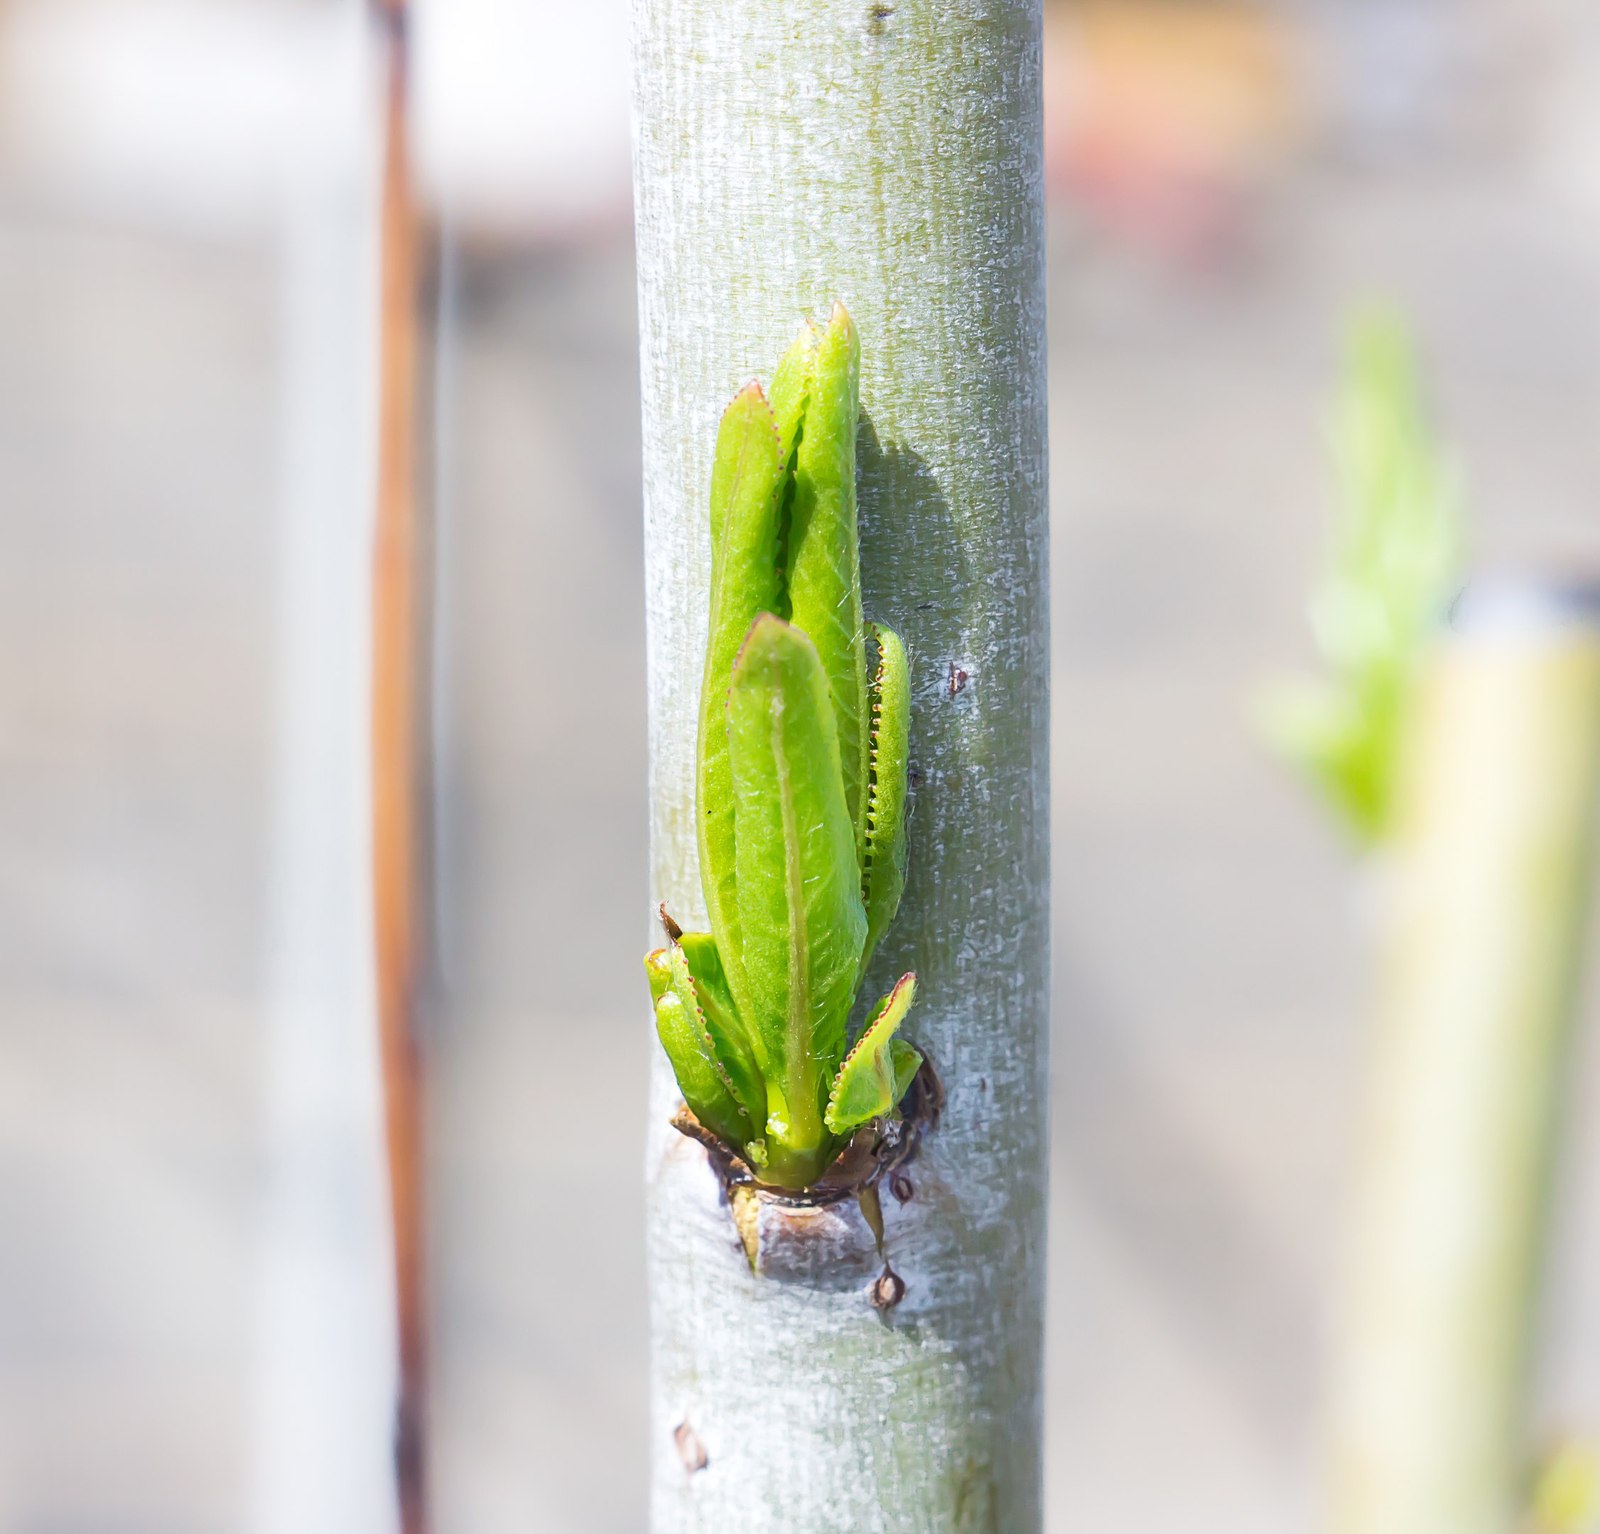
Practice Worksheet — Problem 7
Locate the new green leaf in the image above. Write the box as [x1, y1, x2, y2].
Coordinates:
[728, 614, 866, 1167]
[698, 384, 786, 1015]
[768, 320, 816, 470]
[786, 304, 871, 855]
[645, 947, 755, 1151]
[647, 304, 921, 1191]
[826, 973, 921, 1135]
[671, 934, 767, 1132]
[861, 621, 911, 964]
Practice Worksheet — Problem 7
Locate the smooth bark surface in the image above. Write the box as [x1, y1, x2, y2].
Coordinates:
[631, 5, 1049, 1531]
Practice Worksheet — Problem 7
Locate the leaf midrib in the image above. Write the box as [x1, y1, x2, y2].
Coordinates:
[771, 681, 818, 1148]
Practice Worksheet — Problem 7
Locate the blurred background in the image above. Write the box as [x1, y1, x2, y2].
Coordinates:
[6, 0, 1600, 1530]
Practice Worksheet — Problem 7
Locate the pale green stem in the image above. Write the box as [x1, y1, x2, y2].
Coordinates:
[1327, 583, 1600, 1534]
[631, 4, 1049, 1531]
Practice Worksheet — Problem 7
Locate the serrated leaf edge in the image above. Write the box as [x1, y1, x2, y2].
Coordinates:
[825, 971, 917, 1132]
[860, 621, 896, 896]
[666, 942, 755, 1127]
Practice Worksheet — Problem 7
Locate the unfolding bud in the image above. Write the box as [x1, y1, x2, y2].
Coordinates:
[644, 304, 921, 1192]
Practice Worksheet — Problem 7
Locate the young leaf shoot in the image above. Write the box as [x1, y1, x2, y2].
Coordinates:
[1262, 311, 1462, 844]
[645, 304, 919, 1191]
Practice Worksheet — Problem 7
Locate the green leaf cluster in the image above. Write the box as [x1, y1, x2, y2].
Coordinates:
[1262, 309, 1463, 845]
[645, 304, 920, 1190]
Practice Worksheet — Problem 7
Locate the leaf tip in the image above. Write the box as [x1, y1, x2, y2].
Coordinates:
[730, 610, 805, 679]
[727, 377, 770, 410]
[644, 946, 672, 1003]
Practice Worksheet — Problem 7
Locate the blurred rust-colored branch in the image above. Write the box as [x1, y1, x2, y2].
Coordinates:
[369, 2, 431, 1530]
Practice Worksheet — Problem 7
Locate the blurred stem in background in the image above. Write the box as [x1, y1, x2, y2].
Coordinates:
[256, 4, 420, 1532]
[1327, 584, 1600, 1534]
[369, 1, 434, 1530]
[1267, 319, 1600, 1533]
